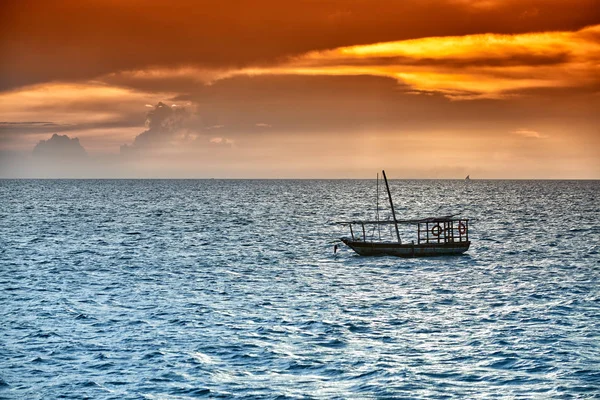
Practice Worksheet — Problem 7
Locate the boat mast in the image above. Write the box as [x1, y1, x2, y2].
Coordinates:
[382, 170, 401, 243]
[376, 172, 381, 240]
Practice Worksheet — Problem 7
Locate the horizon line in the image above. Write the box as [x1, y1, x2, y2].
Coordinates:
[1, 177, 599, 181]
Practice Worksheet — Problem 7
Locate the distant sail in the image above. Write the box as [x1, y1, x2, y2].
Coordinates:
[465, 175, 470, 181]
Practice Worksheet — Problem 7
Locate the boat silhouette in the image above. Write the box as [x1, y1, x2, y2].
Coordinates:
[337, 170, 471, 257]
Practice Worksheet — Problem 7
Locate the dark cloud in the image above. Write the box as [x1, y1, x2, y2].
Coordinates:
[170, 75, 510, 134]
[1, 0, 598, 90]
[120, 102, 194, 154]
[0, 119, 142, 136]
[168, 74, 600, 147]
[0, 122, 69, 134]
[1, 73, 597, 178]
[32, 133, 87, 159]
[298, 52, 572, 69]
[0, 119, 145, 151]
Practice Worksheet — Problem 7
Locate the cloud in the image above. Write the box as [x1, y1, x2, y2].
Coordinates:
[1, 79, 597, 178]
[99, 68, 226, 95]
[0, 120, 142, 137]
[512, 128, 547, 139]
[32, 134, 87, 159]
[0, 82, 168, 153]
[239, 25, 600, 99]
[2, 74, 597, 158]
[171, 74, 592, 135]
[0, 83, 168, 139]
[1, 0, 599, 91]
[255, 123, 272, 128]
[209, 137, 235, 146]
[120, 102, 201, 155]
[0, 122, 72, 135]
[448, 0, 505, 10]
[119, 102, 239, 154]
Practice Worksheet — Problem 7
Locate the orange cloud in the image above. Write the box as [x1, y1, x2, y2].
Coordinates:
[512, 128, 547, 139]
[209, 137, 235, 146]
[239, 25, 600, 99]
[2, 0, 599, 91]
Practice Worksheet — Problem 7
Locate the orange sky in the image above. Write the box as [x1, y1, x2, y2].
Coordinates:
[0, 0, 599, 178]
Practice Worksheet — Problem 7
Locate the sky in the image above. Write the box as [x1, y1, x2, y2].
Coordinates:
[0, 0, 599, 178]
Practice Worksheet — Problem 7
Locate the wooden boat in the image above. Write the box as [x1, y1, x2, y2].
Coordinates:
[337, 170, 471, 257]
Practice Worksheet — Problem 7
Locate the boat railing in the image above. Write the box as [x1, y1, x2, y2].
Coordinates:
[336, 217, 469, 244]
[417, 219, 469, 244]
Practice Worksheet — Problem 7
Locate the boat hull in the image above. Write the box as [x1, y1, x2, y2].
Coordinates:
[341, 238, 470, 257]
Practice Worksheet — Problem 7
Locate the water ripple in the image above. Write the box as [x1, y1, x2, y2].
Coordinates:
[0, 179, 599, 398]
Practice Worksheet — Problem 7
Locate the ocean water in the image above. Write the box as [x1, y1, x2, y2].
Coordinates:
[0, 179, 598, 399]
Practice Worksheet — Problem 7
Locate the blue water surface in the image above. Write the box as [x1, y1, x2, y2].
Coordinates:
[1, 179, 599, 399]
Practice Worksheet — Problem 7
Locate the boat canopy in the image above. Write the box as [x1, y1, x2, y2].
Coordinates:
[336, 215, 459, 225]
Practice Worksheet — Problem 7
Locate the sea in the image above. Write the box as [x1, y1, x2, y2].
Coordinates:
[0, 179, 598, 399]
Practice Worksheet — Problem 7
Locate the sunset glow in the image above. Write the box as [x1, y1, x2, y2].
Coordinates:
[1, 0, 598, 178]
